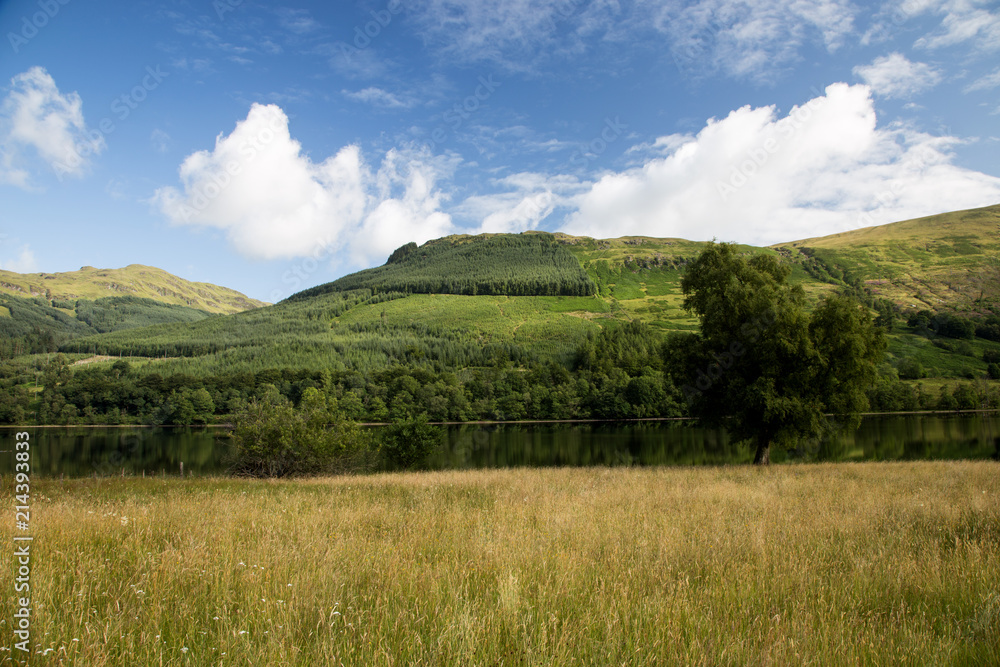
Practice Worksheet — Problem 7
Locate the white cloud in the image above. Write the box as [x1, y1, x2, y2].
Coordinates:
[645, 0, 857, 81]
[0, 67, 104, 189]
[153, 103, 454, 264]
[461, 191, 557, 234]
[405, 0, 591, 71]
[406, 0, 857, 81]
[911, 0, 1000, 51]
[0, 245, 38, 273]
[342, 87, 416, 109]
[853, 53, 942, 98]
[276, 8, 320, 34]
[560, 83, 1000, 246]
[965, 67, 1000, 92]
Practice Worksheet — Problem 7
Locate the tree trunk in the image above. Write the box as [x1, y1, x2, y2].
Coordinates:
[753, 439, 770, 465]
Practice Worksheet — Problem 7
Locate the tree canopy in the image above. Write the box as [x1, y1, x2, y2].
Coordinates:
[670, 242, 886, 464]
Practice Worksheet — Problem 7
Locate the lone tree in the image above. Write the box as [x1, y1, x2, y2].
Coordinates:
[669, 242, 885, 464]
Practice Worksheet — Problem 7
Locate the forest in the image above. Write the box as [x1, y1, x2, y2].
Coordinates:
[0, 293, 214, 359]
[2, 313, 999, 428]
[289, 234, 597, 299]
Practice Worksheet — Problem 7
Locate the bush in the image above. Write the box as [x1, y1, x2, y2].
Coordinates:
[380, 415, 443, 470]
[897, 357, 925, 380]
[953, 384, 978, 410]
[988, 363, 1000, 381]
[228, 386, 376, 477]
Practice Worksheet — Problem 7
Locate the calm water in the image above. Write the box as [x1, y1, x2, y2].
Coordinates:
[2, 415, 999, 478]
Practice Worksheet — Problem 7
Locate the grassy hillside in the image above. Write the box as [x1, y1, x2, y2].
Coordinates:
[0, 264, 266, 314]
[290, 234, 596, 300]
[773, 204, 1000, 313]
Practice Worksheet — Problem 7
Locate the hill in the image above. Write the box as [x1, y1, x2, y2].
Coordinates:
[289, 234, 596, 300]
[52, 206, 1000, 374]
[0, 265, 266, 359]
[3, 205, 999, 425]
[773, 204, 1000, 313]
[0, 264, 266, 314]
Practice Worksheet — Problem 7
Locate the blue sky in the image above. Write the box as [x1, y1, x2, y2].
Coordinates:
[1, 0, 998, 302]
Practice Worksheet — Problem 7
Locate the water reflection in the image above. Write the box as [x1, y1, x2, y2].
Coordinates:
[1, 414, 998, 478]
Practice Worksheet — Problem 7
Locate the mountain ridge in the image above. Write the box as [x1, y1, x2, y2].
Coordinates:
[0, 263, 267, 315]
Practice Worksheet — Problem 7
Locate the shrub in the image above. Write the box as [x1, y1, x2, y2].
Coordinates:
[228, 386, 376, 477]
[380, 415, 443, 470]
[897, 357, 925, 380]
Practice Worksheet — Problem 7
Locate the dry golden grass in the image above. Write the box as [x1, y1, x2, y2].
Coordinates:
[2, 462, 999, 665]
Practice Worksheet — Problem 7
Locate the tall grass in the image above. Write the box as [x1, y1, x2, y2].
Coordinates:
[2, 462, 998, 665]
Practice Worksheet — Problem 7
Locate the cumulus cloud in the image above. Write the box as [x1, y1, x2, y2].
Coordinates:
[560, 83, 1000, 246]
[0, 67, 104, 189]
[153, 103, 454, 263]
[853, 53, 942, 98]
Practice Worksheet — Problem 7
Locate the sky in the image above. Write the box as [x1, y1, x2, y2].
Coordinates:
[0, 0, 999, 303]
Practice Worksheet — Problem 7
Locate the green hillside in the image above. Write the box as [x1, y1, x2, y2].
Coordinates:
[0, 293, 217, 358]
[773, 204, 1000, 313]
[2, 205, 999, 426]
[0, 264, 267, 360]
[290, 234, 596, 300]
[0, 264, 267, 314]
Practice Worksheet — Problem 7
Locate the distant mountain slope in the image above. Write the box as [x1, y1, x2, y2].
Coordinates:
[33, 204, 1000, 382]
[0, 264, 267, 315]
[773, 204, 1000, 313]
[0, 292, 218, 358]
[288, 234, 596, 301]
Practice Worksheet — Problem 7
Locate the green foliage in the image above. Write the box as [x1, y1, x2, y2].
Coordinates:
[0, 293, 93, 358]
[6, 224, 1000, 427]
[574, 320, 664, 376]
[75, 296, 211, 332]
[379, 415, 444, 470]
[289, 234, 596, 300]
[908, 310, 976, 340]
[897, 357, 925, 380]
[0, 293, 214, 360]
[228, 386, 376, 477]
[671, 242, 886, 464]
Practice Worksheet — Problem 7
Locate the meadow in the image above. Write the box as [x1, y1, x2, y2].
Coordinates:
[3, 461, 998, 665]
